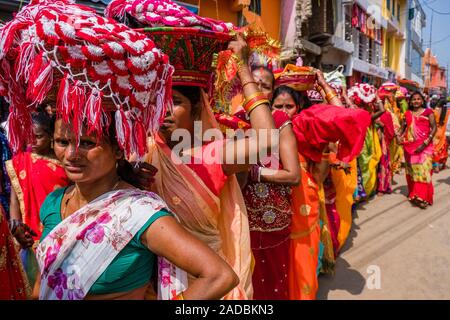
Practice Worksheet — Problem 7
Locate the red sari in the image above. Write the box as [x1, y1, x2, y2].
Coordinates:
[403, 109, 434, 205]
[6, 152, 69, 239]
[0, 205, 30, 299]
[243, 111, 292, 300]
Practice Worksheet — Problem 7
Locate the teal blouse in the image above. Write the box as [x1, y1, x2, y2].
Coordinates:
[40, 188, 172, 295]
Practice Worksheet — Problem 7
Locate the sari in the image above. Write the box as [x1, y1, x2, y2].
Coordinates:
[432, 108, 449, 170]
[288, 154, 321, 300]
[0, 205, 31, 299]
[243, 110, 292, 300]
[146, 88, 252, 300]
[323, 175, 340, 257]
[147, 136, 252, 300]
[35, 189, 187, 300]
[331, 159, 358, 251]
[358, 125, 382, 198]
[0, 132, 11, 217]
[403, 109, 434, 205]
[6, 152, 69, 239]
[376, 112, 395, 194]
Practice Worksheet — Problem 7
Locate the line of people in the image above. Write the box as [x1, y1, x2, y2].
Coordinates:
[0, 0, 448, 300]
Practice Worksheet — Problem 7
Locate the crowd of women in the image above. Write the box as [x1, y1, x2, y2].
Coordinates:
[0, 0, 448, 300]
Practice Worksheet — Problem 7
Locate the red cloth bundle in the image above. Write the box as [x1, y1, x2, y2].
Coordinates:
[292, 104, 372, 163]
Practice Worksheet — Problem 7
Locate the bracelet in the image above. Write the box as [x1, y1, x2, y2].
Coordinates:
[174, 292, 185, 300]
[242, 81, 257, 89]
[325, 91, 338, 102]
[243, 92, 265, 105]
[8, 219, 22, 235]
[246, 98, 270, 115]
[243, 94, 267, 113]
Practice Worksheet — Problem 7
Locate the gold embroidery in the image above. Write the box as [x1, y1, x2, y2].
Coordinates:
[5, 161, 26, 220]
[302, 284, 312, 295]
[47, 162, 57, 171]
[0, 246, 6, 271]
[19, 170, 26, 180]
[172, 196, 181, 205]
[290, 219, 320, 239]
[300, 204, 311, 216]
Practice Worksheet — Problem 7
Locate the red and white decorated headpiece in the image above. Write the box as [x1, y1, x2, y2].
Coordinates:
[347, 83, 377, 105]
[105, 0, 234, 33]
[0, 0, 173, 158]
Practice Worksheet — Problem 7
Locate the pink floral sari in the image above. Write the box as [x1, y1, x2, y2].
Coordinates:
[35, 189, 187, 300]
[403, 109, 434, 205]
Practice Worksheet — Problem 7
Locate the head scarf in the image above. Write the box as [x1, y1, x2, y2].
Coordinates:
[347, 83, 377, 105]
[0, 0, 173, 158]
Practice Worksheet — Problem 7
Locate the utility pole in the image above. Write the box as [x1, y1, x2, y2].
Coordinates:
[428, 9, 433, 93]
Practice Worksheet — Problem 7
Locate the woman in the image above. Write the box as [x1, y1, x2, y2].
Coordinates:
[398, 92, 437, 209]
[34, 118, 238, 300]
[6, 112, 69, 246]
[348, 84, 386, 199]
[109, 0, 277, 299]
[1, 0, 238, 300]
[242, 84, 300, 300]
[432, 99, 449, 172]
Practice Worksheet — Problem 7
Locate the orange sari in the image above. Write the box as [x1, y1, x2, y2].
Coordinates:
[0, 205, 30, 299]
[288, 154, 321, 300]
[5, 152, 69, 239]
[433, 108, 449, 167]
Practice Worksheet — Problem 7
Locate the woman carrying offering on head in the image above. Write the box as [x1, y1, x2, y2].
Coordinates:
[0, 0, 238, 300]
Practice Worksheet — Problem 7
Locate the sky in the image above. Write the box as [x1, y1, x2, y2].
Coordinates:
[421, 0, 450, 89]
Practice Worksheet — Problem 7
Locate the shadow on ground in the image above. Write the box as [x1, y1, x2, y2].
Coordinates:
[316, 256, 366, 300]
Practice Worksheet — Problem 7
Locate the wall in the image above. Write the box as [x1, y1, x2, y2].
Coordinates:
[181, 0, 281, 40]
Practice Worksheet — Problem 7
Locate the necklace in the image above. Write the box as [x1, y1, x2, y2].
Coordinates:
[62, 178, 121, 220]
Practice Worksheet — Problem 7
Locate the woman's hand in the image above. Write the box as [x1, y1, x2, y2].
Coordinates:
[314, 69, 327, 88]
[414, 143, 427, 154]
[11, 221, 36, 248]
[228, 33, 250, 67]
[130, 162, 157, 190]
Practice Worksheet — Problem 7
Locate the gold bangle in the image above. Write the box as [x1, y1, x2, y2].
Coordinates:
[244, 92, 265, 104]
[247, 99, 270, 115]
[242, 81, 257, 89]
[174, 292, 185, 300]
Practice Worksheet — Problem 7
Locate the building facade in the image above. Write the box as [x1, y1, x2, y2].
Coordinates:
[423, 48, 447, 97]
[382, 0, 407, 82]
[404, 0, 426, 89]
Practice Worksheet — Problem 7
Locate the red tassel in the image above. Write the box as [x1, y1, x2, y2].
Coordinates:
[69, 82, 86, 147]
[56, 73, 70, 123]
[26, 52, 53, 106]
[115, 108, 131, 154]
[134, 120, 147, 158]
[85, 88, 104, 140]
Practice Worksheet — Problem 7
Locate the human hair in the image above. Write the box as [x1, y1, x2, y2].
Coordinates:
[408, 91, 426, 110]
[271, 85, 302, 109]
[437, 98, 448, 125]
[106, 116, 145, 189]
[32, 111, 55, 137]
[173, 85, 202, 118]
[251, 65, 275, 89]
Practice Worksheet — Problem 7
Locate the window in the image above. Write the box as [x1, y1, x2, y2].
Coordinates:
[238, 0, 262, 27]
[411, 48, 422, 76]
[249, 0, 262, 15]
[387, 0, 391, 12]
[173, 1, 199, 14]
[397, 3, 400, 22]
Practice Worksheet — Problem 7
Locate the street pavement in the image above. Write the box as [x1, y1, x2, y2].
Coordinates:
[317, 159, 450, 300]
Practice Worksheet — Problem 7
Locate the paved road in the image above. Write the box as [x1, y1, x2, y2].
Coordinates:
[317, 160, 450, 300]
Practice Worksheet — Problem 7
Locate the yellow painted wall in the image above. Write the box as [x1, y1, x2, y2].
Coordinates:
[382, 0, 406, 74]
[180, 0, 281, 40]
